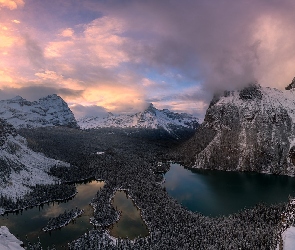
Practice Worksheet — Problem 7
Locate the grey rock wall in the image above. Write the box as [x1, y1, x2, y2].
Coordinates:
[180, 84, 295, 176]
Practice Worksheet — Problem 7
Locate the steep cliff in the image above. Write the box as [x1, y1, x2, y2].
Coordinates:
[180, 83, 295, 176]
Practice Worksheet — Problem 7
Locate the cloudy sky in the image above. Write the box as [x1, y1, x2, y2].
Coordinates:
[1, 0, 295, 118]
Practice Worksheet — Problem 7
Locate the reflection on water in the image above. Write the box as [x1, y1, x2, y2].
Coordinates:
[164, 163, 295, 217]
[0, 180, 104, 249]
[110, 191, 149, 239]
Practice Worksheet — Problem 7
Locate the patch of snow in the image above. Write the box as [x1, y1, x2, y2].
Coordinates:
[96, 152, 105, 155]
[0, 226, 24, 250]
[281, 226, 295, 250]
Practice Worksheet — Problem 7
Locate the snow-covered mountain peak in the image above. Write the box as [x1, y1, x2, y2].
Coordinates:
[0, 94, 79, 129]
[145, 103, 156, 111]
[10, 95, 25, 101]
[39, 93, 61, 102]
[78, 104, 199, 135]
[214, 85, 295, 124]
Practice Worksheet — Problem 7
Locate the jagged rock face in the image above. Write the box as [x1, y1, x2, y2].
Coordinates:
[181, 84, 295, 175]
[78, 103, 199, 137]
[0, 94, 79, 129]
[285, 77, 295, 90]
[0, 119, 17, 146]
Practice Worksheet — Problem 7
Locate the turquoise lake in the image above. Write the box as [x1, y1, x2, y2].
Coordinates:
[164, 163, 295, 216]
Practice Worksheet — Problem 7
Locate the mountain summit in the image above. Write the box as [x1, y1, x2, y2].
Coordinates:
[0, 94, 79, 129]
[78, 104, 199, 137]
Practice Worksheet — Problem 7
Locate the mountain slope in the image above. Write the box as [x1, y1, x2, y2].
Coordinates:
[0, 94, 78, 129]
[78, 103, 199, 137]
[0, 119, 70, 213]
[179, 83, 295, 175]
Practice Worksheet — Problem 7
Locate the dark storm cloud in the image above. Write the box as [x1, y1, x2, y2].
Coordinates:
[0, 86, 84, 101]
[70, 104, 108, 119]
[58, 88, 84, 97]
[96, 0, 295, 98]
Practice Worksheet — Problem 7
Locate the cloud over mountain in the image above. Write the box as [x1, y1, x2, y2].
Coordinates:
[1, 0, 295, 118]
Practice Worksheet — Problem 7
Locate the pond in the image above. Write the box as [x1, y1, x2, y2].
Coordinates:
[0, 180, 104, 249]
[109, 191, 149, 240]
[164, 163, 295, 217]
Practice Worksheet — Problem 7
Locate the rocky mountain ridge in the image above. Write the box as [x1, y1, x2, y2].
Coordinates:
[179, 83, 295, 176]
[0, 94, 78, 129]
[78, 103, 199, 137]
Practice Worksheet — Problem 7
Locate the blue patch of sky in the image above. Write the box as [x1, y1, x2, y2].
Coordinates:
[61, 9, 103, 27]
[117, 61, 193, 90]
[145, 68, 197, 90]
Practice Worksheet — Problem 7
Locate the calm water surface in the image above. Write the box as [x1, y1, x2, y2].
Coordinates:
[0, 180, 104, 249]
[109, 191, 149, 239]
[164, 163, 295, 217]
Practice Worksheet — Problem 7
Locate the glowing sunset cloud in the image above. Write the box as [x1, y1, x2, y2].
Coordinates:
[0, 0, 24, 10]
[0, 0, 295, 118]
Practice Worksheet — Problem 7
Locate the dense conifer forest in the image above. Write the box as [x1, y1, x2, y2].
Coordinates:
[8, 127, 285, 249]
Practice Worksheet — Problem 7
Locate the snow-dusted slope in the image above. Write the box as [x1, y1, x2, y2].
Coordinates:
[0, 94, 78, 129]
[281, 227, 295, 250]
[180, 83, 295, 175]
[0, 226, 24, 250]
[78, 103, 199, 134]
[0, 119, 70, 207]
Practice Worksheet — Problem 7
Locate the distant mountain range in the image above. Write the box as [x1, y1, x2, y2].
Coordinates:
[178, 82, 295, 176]
[0, 95, 199, 138]
[78, 103, 199, 135]
[0, 94, 78, 129]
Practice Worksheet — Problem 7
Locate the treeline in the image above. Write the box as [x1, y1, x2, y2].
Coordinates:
[43, 207, 84, 232]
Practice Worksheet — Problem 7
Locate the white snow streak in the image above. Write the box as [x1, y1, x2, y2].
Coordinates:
[0, 226, 24, 250]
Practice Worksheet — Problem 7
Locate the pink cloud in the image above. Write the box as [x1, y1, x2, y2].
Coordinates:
[0, 0, 24, 10]
[59, 28, 74, 37]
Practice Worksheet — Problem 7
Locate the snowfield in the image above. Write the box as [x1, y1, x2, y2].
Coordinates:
[279, 227, 295, 250]
[0, 226, 24, 250]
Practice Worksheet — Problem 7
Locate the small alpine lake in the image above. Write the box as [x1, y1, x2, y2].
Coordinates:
[164, 163, 295, 217]
[0, 180, 105, 249]
[0, 181, 150, 249]
[109, 190, 149, 240]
